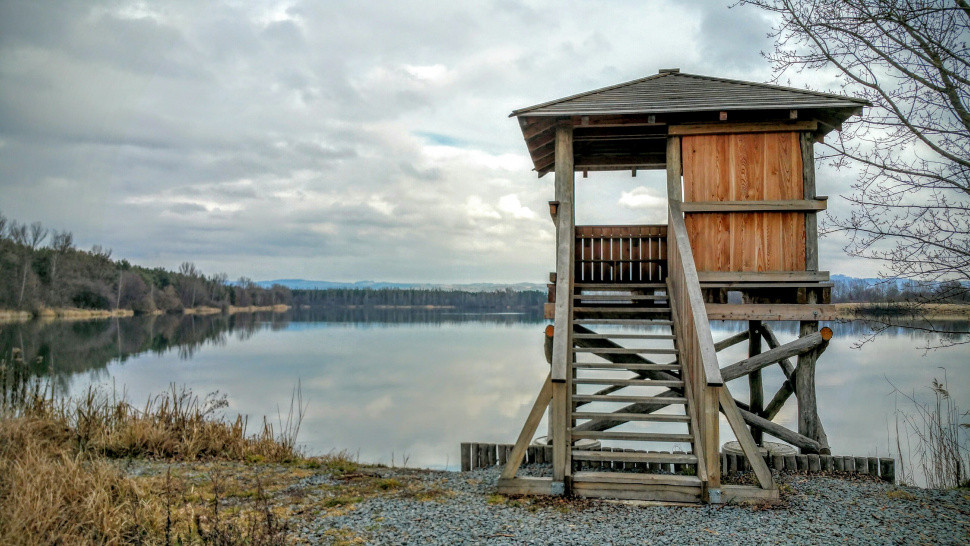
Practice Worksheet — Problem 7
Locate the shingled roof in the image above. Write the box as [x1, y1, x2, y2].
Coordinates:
[511, 70, 868, 117]
[512, 69, 869, 176]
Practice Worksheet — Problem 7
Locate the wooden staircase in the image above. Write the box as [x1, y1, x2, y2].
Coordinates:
[567, 282, 704, 502]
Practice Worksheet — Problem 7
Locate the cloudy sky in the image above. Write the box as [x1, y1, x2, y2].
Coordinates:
[0, 0, 871, 283]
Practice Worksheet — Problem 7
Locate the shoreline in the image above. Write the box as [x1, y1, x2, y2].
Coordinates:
[119, 460, 970, 544]
[0, 304, 291, 324]
[834, 302, 970, 321]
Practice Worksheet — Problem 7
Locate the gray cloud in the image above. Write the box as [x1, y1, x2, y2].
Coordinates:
[0, 0, 878, 282]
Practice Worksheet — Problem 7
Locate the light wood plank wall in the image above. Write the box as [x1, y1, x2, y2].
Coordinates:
[681, 131, 807, 272]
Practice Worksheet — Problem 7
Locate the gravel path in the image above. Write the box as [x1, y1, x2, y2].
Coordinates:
[300, 466, 970, 545]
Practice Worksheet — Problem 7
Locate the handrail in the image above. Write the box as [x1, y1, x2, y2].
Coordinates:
[666, 201, 722, 386]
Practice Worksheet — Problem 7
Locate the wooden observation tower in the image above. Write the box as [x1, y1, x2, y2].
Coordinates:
[497, 69, 869, 503]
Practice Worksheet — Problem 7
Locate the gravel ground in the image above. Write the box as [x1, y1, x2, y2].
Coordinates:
[300, 466, 970, 545]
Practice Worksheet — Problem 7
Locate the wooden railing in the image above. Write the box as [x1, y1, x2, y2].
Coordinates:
[574, 225, 667, 284]
[666, 201, 723, 493]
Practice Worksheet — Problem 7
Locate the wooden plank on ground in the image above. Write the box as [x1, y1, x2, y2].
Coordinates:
[496, 477, 554, 496]
[722, 485, 780, 502]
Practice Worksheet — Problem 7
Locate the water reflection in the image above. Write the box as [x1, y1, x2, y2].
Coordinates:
[0, 311, 966, 481]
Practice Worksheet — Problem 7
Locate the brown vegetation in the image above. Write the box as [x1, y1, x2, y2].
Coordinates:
[0, 348, 327, 544]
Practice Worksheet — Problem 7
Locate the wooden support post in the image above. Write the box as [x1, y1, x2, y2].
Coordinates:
[552, 381, 570, 482]
[666, 136, 682, 203]
[748, 320, 763, 445]
[800, 133, 819, 271]
[550, 123, 574, 485]
[551, 123, 574, 383]
[500, 375, 552, 480]
[796, 298, 829, 453]
[461, 443, 471, 472]
[704, 385, 721, 492]
[714, 330, 750, 352]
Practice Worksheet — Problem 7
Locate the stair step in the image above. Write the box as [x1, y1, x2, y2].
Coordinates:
[573, 307, 671, 313]
[572, 395, 687, 404]
[573, 319, 674, 326]
[573, 362, 680, 371]
[571, 431, 694, 442]
[572, 412, 690, 423]
[572, 333, 676, 340]
[573, 378, 684, 388]
[574, 348, 678, 355]
[572, 471, 702, 487]
[574, 283, 666, 289]
[573, 362, 679, 371]
[572, 450, 698, 464]
[574, 294, 668, 301]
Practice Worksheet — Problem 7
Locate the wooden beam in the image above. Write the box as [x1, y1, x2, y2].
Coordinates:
[759, 324, 796, 379]
[497, 476, 554, 496]
[748, 320, 764, 445]
[500, 374, 552, 480]
[668, 120, 818, 136]
[720, 328, 833, 383]
[719, 387, 774, 489]
[801, 132, 819, 271]
[551, 123, 574, 483]
[796, 314, 830, 453]
[574, 154, 667, 169]
[738, 407, 823, 453]
[714, 330, 749, 352]
[763, 380, 794, 421]
[552, 381, 569, 481]
[519, 116, 558, 140]
[698, 271, 830, 283]
[666, 136, 682, 202]
[680, 199, 827, 212]
[551, 124, 574, 382]
[722, 485, 780, 502]
[706, 303, 842, 321]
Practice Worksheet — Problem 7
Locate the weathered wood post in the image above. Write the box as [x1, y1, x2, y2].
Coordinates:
[666, 136, 682, 202]
[550, 122, 575, 484]
[748, 320, 763, 445]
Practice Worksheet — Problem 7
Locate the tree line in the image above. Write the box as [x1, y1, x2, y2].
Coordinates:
[0, 212, 291, 313]
[291, 287, 546, 310]
[831, 277, 970, 304]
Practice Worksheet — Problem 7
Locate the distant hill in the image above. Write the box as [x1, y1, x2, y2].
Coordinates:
[254, 279, 547, 292]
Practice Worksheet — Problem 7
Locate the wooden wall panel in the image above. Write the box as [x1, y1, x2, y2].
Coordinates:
[682, 132, 806, 272]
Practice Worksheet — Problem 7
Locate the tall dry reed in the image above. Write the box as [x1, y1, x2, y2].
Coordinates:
[0, 348, 312, 543]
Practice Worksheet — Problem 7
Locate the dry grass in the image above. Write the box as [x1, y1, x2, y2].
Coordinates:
[0, 348, 337, 544]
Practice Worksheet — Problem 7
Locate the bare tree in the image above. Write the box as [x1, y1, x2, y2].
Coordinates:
[177, 261, 202, 308]
[9, 221, 48, 307]
[48, 230, 73, 285]
[742, 0, 970, 340]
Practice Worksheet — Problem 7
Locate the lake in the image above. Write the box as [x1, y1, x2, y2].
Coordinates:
[2, 310, 968, 482]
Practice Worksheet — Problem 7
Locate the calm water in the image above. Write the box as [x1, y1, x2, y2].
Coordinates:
[2, 310, 967, 476]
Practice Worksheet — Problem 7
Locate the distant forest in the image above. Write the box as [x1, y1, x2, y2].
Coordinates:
[831, 277, 969, 304]
[0, 213, 543, 315]
[291, 288, 546, 311]
[3, 212, 965, 315]
[0, 213, 291, 313]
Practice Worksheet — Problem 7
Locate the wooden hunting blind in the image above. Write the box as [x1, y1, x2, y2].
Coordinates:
[497, 69, 868, 503]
